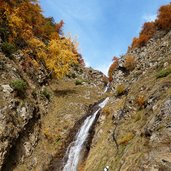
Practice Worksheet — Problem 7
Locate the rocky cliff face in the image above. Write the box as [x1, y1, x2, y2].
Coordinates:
[0, 48, 106, 171]
[84, 30, 171, 171]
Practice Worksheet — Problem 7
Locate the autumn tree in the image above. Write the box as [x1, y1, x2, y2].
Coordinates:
[46, 38, 78, 78]
[156, 3, 171, 30]
[0, 0, 82, 79]
[108, 57, 119, 82]
[131, 22, 156, 48]
[124, 55, 136, 71]
[130, 3, 171, 49]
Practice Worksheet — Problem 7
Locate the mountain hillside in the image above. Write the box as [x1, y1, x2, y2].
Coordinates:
[0, 48, 106, 171]
[1, 1, 171, 171]
[84, 29, 171, 171]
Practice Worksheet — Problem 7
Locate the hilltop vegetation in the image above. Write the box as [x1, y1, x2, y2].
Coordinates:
[108, 3, 171, 81]
[0, 0, 84, 78]
[131, 3, 171, 49]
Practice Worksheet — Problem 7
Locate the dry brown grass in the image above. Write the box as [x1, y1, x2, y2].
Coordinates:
[124, 55, 136, 71]
[118, 132, 134, 145]
[135, 95, 146, 109]
[102, 107, 111, 116]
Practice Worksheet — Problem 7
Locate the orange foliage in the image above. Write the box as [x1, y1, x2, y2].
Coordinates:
[124, 55, 136, 71]
[131, 22, 156, 49]
[136, 95, 145, 108]
[131, 3, 171, 49]
[156, 3, 171, 30]
[108, 57, 119, 82]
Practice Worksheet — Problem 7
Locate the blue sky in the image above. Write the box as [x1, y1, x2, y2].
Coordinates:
[40, 0, 171, 75]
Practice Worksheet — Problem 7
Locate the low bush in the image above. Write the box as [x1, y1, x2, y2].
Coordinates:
[1, 42, 16, 57]
[136, 95, 146, 109]
[116, 84, 126, 96]
[124, 55, 136, 71]
[156, 67, 171, 78]
[10, 79, 27, 97]
[108, 57, 119, 82]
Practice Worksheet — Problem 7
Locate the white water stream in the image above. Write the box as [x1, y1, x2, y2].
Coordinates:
[104, 83, 110, 93]
[63, 97, 109, 171]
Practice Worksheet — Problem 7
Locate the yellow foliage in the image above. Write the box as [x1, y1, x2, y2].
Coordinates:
[9, 13, 23, 28]
[28, 37, 46, 49]
[46, 38, 78, 78]
[0, 0, 81, 79]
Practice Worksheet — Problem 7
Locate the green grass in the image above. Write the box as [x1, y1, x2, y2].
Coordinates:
[156, 67, 171, 78]
[10, 79, 27, 98]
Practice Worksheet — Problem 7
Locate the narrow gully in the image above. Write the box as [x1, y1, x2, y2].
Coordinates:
[63, 97, 109, 171]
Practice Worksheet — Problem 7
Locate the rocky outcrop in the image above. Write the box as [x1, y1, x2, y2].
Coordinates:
[0, 52, 50, 170]
[110, 30, 171, 89]
[0, 45, 105, 170]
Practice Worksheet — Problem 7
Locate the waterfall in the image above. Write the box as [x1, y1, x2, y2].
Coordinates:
[63, 97, 109, 171]
[104, 83, 110, 93]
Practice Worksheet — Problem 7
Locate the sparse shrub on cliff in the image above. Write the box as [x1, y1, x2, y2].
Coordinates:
[156, 3, 171, 30]
[10, 79, 27, 97]
[136, 95, 146, 109]
[108, 57, 119, 82]
[156, 67, 171, 78]
[124, 55, 136, 71]
[116, 84, 126, 96]
[1, 42, 16, 57]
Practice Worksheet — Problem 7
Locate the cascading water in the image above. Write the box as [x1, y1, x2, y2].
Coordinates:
[63, 97, 109, 171]
[104, 83, 110, 93]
